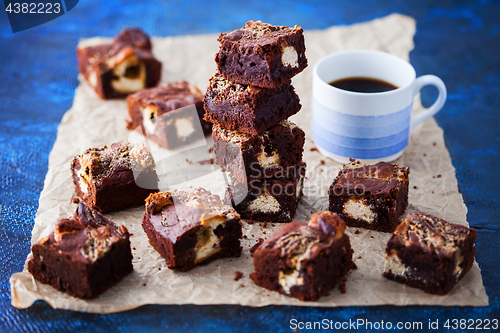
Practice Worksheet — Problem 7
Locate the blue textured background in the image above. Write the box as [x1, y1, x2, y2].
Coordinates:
[1, 0, 499, 332]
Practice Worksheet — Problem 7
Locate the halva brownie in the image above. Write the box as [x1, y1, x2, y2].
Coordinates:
[225, 161, 306, 222]
[27, 203, 133, 299]
[203, 72, 301, 135]
[212, 120, 305, 182]
[215, 20, 307, 89]
[250, 211, 354, 301]
[127, 81, 212, 149]
[328, 160, 409, 233]
[77, 28, 161, 99]
[142, 188, 242, 271]
[383, 211, 477, 295]
[71, 141, 158, 213]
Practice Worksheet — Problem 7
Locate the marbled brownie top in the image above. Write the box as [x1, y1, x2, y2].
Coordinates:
[218, 20, 302, 46]
[256, 211, 347, 254]
[127, 81, 203, 113]
[145, 188, 239, 219]
[74, 141, 156, 187]
[36, 203, 129, 263]
[332, 160, 409, 195]
[391, 211, 474, 254]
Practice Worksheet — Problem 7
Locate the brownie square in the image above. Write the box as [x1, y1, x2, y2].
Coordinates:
[328, 160, 409, 233]
[383, 211, 477, 295]
[224, 161, 306, 222]
[77, 28, 161, 99]
[212, 120, 305, 182]
[203, 72, 301, 135]
[250, 211, 355, 301]
[142, 188, 242, 271]
[27, 203, 133, 299]
[215, 20, 307, 89]
[127, 81, 212, 149]
[71, 141, 158, 213]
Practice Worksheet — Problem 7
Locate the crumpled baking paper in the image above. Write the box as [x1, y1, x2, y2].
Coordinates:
[10, 13, 488, 313]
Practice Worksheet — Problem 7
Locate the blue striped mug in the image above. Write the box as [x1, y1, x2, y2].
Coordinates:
[312, 50, 446, 163]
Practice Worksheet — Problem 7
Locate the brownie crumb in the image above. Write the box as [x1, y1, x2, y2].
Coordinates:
[208, 147, 213, 153]
[242, 235, 247, 239]
[432, 191, 435, 193]
[234, 271, 244, 281]
[143, 283, 146, 286]
[310, 147, 318, 152]
[354, 229, 361, 234]
[240, 284, 245, 288]
[72, 198, 80, 204]
[247, 218, 253, 224]
[413, 186, 418, 189]
[250, 239, 264, 254]
[370, 236, 374, 238]
[132, 247, 136, 250]
[320, 169, 323, 172]
[423, 153, 427, 157]
[437, 174, 442, 178]
[197, 158, 214, 165]
[358, 256, 362, 259]
[320, 160, 325, 165]
[433, 142, 437, 146]
[186, 159, 192, 164]
[263, 221, 268, 228]
[338, 278, 347, 294]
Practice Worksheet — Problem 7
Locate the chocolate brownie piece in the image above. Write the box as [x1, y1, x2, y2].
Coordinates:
[203, 72, 301, 135]
[224, 161, 306, 222]
[142, 188, 242, 271]
[215, 20, 307, 89]
[27, 203, 133, 299]
[77, 28, 161, 99]
[126, 81, 211, 149]
[250, 211, 354, 301]
[328, 160, 409, 233]
[213, 120, 305, 182]
[383, 211, 477, 295]
[71, 141, 158, 213]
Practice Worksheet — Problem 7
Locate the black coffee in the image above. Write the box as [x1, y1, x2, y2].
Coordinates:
[329, 77, 398, 93]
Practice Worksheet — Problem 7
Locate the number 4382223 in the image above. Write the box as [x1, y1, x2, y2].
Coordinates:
[444, 319, 498, 330]
[5, 3, 61, 14]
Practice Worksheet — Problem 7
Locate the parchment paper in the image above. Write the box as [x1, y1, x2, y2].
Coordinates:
[10, 14, 488, 313]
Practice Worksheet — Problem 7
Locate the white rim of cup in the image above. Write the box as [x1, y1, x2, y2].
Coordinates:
[313, 49, 416, 96]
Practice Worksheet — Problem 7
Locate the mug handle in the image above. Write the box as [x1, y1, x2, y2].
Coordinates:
[410, 75, 447, 133]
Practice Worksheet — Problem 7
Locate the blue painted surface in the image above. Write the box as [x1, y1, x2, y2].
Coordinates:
[1, 0, 499, 332]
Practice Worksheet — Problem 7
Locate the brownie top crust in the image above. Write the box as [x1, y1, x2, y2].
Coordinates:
[114, 28, 152, 50]
[218, 20, 302, 46]
[75, 142, 156, 188]
[145, 188, 240, 244]
[334, 160, 409, 195]
[128, 81, 203, 113]
[145, 188, 239, 219]
[37, 203, 129, 263]
[391, 211, 476, 254]
[257, 211, 347, 253]
[213, 120, 298, 145]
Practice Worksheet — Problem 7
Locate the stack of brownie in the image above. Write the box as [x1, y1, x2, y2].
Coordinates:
[204, 21, 308, 222]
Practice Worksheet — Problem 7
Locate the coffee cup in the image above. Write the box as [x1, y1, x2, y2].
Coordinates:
[312, 50, 446, 163]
